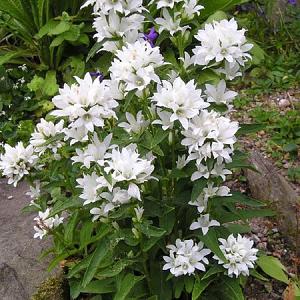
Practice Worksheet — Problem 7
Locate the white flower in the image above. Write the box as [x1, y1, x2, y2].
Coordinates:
[109, 40, 164, 92]
[33, 208, 64, 239]
[76, 172, 109, 205]
[192, 18, 252, 67]
[188, 193, 208, 213]
[163, 239, 211, 277]
[213, 234, 258, 277]
[72, 133, 114, 168]
[30, 119, 64, 155]
[190, 213, 220, 235]
[81, 0, 143, 15]
[134, 205, 144, 221]
[216, 61, 242, 80]
[179, 52, 195, 69]
[183, 0, 204, 19]
[93, 12, 144, 52]
[191, 162, 232, 181]
[203, 182, 231, 199]
[100, 187, 132, 211]
[152, 108, 174, 131]
[90, 203, 109, 221]
[63, 126, 89, 145]
[26, 181, 41, 199]
[119, 111, 150, 134]
[104, 144, 155, 184]
[176, 154, 188, 169]
[152, 77, 209, 129]
[0, 142, 38, 186]
[205, 80, 238, 107]
[181, 110, 239, 163]
[153, 0, 183, 9]
[155, 9, 189, 36]
[52, 73, 119, 132]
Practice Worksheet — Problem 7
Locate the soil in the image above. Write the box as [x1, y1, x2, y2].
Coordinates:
[229, 88, 300, 299]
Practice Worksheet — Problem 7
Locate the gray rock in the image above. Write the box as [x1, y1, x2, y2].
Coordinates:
[0, 263, 28, 300]
[244, 151, 300, 244]
[0, 179, 58, 298]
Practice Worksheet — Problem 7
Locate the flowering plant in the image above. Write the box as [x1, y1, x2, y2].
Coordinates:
[0, 1, 274, 299]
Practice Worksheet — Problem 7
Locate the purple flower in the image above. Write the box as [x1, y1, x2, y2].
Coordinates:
[90, 71, 104, 82]
[143, 27, 158, 48]
[288, 0, 297, 5]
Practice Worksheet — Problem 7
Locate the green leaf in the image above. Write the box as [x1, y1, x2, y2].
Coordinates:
[48, 21, 71, 36]
[205, 11, 227, 23]
[201, 0, 249, 17]
[64, 210, 79, 245]
[97, 259, 133, 278]
[221, 278, 244, 300]
[68, 255, 93, 278]
[174, 278, 184, 298]
[225, 224, 251, 234]
[113, 274, 144, 300]
[283, 143, 298, 152]
[257, 256, 289, 284]
[139, 224, 166, 238]
[199, 229, 227, 262]
[82, 239, 111, 288]
[43, 70, 59, 96]
[202, 265, 224, 280]
[191, 179, 207, 202]
[80, 220, 94, 247]
[184, 276, 194, 293]
[0, 50, 33, 65]
[49, 197, 82, 217]
[250, 269, 269, 282]
[81, 279, 115, 294]
[237, 124, 265, 135]
[192, 277, 215, 300]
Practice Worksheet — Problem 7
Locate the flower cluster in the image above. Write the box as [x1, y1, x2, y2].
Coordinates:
[109, 40, 164, 92]
[163, 239, 211, 277]
[0, 142, 37, 186]
[192, 18, 253, 79]
[214, 234, 258, 277]
[33, 208, 64, 239]
[52, 73, 119, 135]
[0, 1, 260, 290]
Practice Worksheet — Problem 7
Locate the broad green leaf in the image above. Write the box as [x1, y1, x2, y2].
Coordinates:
[201, 0, 249, 17]
[199, 229, 227, 262]
[113, 274, 144, 300]
[80, 220, 94, 247]
[192, 277, 215, 300]
[191, 179, 207, 202]
[68, 255, 93, 278]
[174, 278, 184, 298]
[43, 70, 59, 96]
[82, 239, 111, 287]
[139, 223, 166, 238]
[81, 279, 115, 294]
[48, 21, 71, 36]
[36, 20, 59, 39]
[48, 197, 82, 217]
[205, 11, 227, 23]
[221, 278, 244, 300]
[96, 259, 133, 278]
[237, 123, 265, 135]
[64, 210, 79, 245]
[257, 256, 289, 284]
[202, 265, 224, 280]
[184, 276, 194, 293]
[250, 269, 269, 282]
